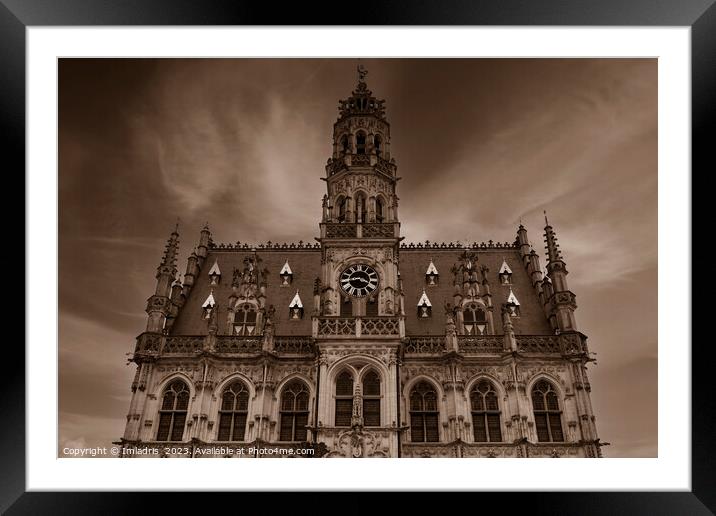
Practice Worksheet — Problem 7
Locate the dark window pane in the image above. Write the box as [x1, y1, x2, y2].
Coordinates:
[410, 392, 423, 411]
[279, 414, 294, 441]
[549, 414, 564, 441]
[170, 413, 186, 441]
[161, 392, 175, 410]
[424, 392, 437, 411]
[410, 414, 425, 442]
[294, 413, 308, 441]
[236, 391, 249, 411]
[470, 392, 485, 411]
[217, 413, 232, 441]
[546, 392, 560, 411]
[485, 392, 499, 411]
[232, 414, 247, 441]
[487, 414, 502, 442]
[296, 392, 309, 411]
[363, 372, 380, 396]
[532, 392, 545, 411]
[335, 399, 353, 427]
[363, 399, 380, 427]
[157, 413, 172, 441]
[281, 392, 295, 411]
[336, 372, 353, 396]
[176, 391, 190, 410]
[425, 413, 440, 442]
[221, 391, 234, 410]
[535, 413, 550, 442]
[473, 413, 487, 442]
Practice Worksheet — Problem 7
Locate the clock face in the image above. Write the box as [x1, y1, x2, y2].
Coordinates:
[340, 264, 379, 297]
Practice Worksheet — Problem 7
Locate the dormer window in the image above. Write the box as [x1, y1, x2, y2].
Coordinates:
[356, 132, 366, 154]
[506, 288, 521, 317]
[233, 303, 257, 335]
[417, 290, 432, 318]
[425, 260, 439, 285]
[208, 260, 221, 286]
[289, 291, 304, 320]
[464, 303, 487, 335]
[202, 290, 216, 319]
[498, 259, 513, 285]
[279, 260, 293, 286]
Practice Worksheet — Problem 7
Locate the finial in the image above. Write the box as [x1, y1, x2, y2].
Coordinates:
[544, 210, 549, 226]
[202, 221, 210, 231]
[357, 63, 368, 84]
[174, 218, 180, 234]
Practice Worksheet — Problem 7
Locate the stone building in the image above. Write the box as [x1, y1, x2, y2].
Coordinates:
[118, 68, 602, 458]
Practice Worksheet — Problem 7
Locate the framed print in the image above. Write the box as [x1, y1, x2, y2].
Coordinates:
[4, 0, 711, 513]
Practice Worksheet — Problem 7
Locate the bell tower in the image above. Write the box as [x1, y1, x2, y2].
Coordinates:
[317, 65, 402, 320]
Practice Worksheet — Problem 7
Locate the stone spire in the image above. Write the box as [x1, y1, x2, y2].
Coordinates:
[146, 224, 180, 333]
[543, 212, 578, 331]
[156, 223, 179, 293]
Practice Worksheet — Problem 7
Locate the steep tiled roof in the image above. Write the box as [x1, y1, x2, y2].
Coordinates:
[170, 249, 321, 336]
[399, 249, 551, 336]
[170, 245, 552, 337]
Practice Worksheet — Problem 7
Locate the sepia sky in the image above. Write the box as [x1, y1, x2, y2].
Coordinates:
[59, 58, 657, 457]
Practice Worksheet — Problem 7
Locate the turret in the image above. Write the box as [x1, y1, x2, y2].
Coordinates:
[321, 65, 399, 236]
[543, 212, 578, 331]
[196, 222, 211, 267]
[182, 248, 199, 299]
[146, 224, 179, 333]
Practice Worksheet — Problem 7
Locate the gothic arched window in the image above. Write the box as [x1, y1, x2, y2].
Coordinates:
[463, 304, 487, 335]
[355, 193, 366, 223]
[337, 196, 348, 223]
[409, 381, 440, 442]
[470, 380, 502, 442]
[374, 134, 383, 157]
[335, 371, 354, 427]
[356, 132, 366, 154]
[156, 380, 190, 441]
[233, 303, 257, 335]
[531, 380, 564, 442]
[340, 134, 349, 155]
[362, 371, 381, 427]
[279, 380, 310, 441]
[217, 380, 249, 441]
[375, 198, 384, 223]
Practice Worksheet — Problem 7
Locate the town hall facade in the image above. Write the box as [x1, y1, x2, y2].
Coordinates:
[118, 68, 603, 458]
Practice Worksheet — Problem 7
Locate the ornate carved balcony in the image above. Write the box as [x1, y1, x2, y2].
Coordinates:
[325, 223, 357, 238]
[163, 336, 205, 354]
[273, 336, 315, 355]
[457, 335, 504, 353]
[215, 336, 262, 353]
[135, 333, 162, 354]
[317, 317, 400, 338]
[133, 333, 264, 357]
[516, 335, 561, 354]
[361, 317, 400, 336]
[361, 223, 395, 238]
[404, 336, 446, 355]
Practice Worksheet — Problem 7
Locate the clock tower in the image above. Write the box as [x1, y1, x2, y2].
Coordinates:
[314, 66, 404, 456]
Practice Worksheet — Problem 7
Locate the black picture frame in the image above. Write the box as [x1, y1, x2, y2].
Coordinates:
[3, 1, 708, 513]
